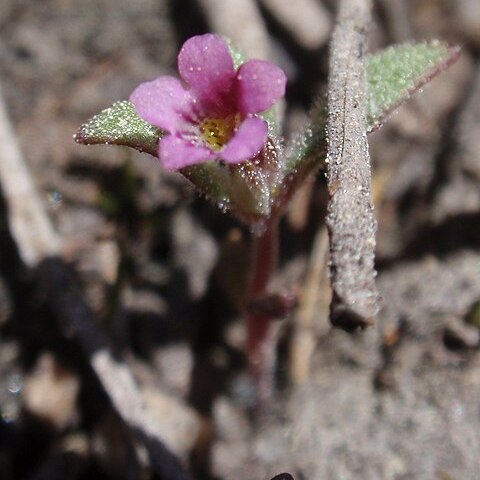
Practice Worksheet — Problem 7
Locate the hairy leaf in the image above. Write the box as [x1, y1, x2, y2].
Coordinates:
[75, 100, 161, 156]
[281, 41, 460, 196]
[366, 41, 460, 131]
[181, 163, 232, 211]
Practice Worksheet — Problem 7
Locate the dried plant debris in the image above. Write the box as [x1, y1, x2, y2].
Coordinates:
[323, 7, 460, 330]
[325, 0, 379, 329]
[0, 85, 62, 266]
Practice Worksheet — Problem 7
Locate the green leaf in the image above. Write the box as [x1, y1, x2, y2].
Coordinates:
[279, 41, 460, 203]
[366, 41, 460, 131]
[224, 36, 246, 70]
[74, 100, 162, 156]
[283, 101, 327, 176]
[181, 163, 232, 211]
[274, 100, 327, 208]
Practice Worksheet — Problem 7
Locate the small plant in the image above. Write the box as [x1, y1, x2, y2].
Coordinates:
[76, 33, 459, 405]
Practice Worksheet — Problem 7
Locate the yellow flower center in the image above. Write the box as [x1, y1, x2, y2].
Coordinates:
[199, 114, 240, 151]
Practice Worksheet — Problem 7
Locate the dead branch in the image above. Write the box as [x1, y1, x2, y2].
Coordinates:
[0, 83, 196, 480]
[289, 226, 330, 384]
[325, 0, 380, 329]
[0, 83, 62, 267]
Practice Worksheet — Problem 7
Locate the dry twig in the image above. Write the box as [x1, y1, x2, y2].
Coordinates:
[0, 83, 62, 266]
[325, 0, 380, 329]
[289, 226, 330, 384]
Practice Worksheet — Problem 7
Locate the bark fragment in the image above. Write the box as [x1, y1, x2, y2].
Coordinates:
[325, 0, 379, 329]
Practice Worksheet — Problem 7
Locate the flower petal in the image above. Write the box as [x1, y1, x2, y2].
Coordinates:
[130, 76, 196, 133]
[159, 135, 216, 170]
[235, 60, 287, 115]
[220, 117, 268, 164]
[178, 34, 235, 111]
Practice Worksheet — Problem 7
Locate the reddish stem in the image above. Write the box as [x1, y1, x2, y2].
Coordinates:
[246, 216, 279, 405]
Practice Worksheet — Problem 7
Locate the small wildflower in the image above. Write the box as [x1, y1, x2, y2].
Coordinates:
[129, 34, 286, 170]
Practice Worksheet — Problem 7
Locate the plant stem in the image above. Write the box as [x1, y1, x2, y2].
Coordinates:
[246, 215, 279, 406]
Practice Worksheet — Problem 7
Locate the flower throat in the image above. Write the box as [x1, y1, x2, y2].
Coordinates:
[199, 113, 240, 151]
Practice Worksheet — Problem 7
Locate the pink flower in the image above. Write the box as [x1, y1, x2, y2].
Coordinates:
[129, 34, 286, 171]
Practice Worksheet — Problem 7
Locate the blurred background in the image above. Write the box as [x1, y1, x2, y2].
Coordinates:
[0, 0, 480, 479]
